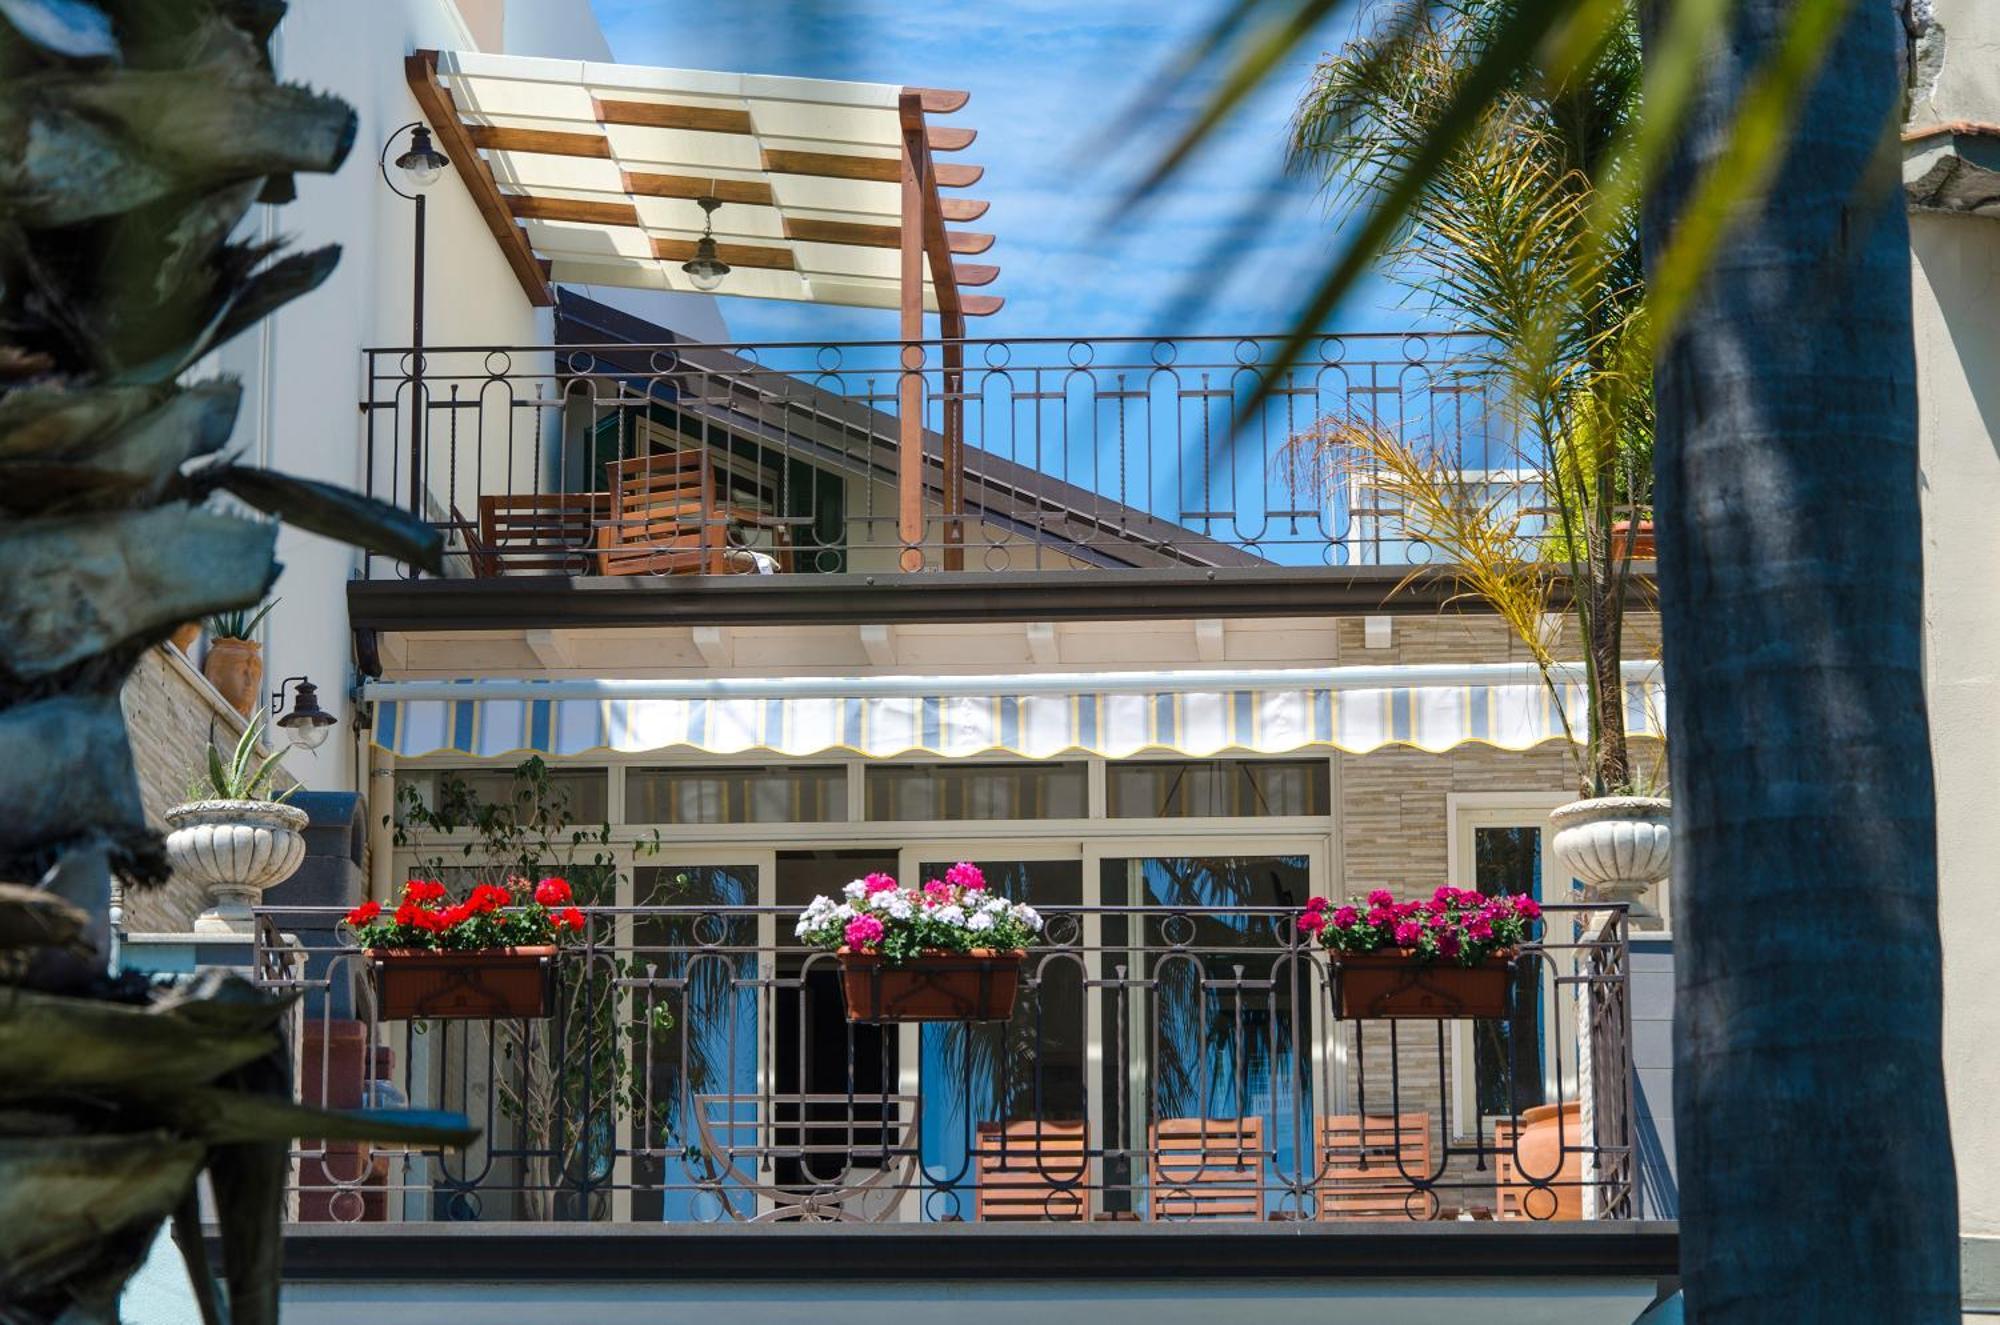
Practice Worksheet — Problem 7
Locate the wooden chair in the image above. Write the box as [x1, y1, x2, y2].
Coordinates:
[1317, 1112, 1436, 1221]
[596, 450, 731, 576]
[1148, 1116, 1265, 1221]
[477, 491, 607, 575]
[974, 1119, 1090, 1222]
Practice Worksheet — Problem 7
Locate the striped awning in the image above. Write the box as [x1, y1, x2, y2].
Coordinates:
[367, 664, 1664, 761]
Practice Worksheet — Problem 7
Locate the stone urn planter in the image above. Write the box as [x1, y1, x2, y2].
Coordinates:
[1548, 796, 1671, 924]
[163, 799, 308, 933]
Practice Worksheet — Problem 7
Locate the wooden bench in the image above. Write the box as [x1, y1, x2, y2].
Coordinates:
[1317, 1112, 1436, 1220]
[974, 1119, 1090, 1222]
[1148, 1116, 1264, 1221]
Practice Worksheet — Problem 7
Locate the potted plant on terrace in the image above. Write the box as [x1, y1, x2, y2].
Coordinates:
[164, 712, 307, 934]
[797, 862, 1044, 1023]
[1283, 1, 1669, 920]
[344, 874, 587, 1022]
[201, 596, 277, 717]
[1300, 886, 1541, 1020]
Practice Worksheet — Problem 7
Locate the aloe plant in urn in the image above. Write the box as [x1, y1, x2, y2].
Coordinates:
[165, 714, 307, 934]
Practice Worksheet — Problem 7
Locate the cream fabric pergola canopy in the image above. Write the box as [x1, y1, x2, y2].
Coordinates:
[409, 48, 1000, 315]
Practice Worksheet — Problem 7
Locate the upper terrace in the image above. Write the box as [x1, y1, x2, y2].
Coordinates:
[352, 303, 1555, 631]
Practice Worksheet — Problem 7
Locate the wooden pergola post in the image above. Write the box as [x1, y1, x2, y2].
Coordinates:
[897, 93, 927, 573]
[897, 90, 969, 574]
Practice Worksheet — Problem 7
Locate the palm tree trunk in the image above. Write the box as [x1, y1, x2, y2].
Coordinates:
[1645, 1, 1959, 1319]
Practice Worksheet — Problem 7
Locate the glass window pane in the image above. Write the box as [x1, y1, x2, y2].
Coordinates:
[625, 765, 845, 824]
[865, 762, 1087, 820]
[395, 765, 609, 829]
[1105, 759, 1328, 818]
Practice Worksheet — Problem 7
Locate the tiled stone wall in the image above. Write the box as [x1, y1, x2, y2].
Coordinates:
[117, 644, 295, 933]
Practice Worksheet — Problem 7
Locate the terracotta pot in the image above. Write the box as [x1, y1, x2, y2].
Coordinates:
[1611, 519, 1655, 559]
[837, 947, 1025, 1023]
[169, 621, 202, 655]
[1498, 1101, 1584, 1221]
[366, 946, 558, 1021]
[202, 636, 263, 717]
[1333, 949, 1518, 1020]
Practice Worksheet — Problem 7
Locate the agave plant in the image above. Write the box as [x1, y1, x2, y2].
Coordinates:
[203, 596, 279, 644]
[194, 712, 293, 803]
[0, 2, 462, 1321]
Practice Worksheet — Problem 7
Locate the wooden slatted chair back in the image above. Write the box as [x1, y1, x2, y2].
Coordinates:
[597, 450, 730, 576]
[473, 491, 606, 575]
[1148, 1116, 1265, 1222]
[974, 1119, 1090, 1222]
[1317, 1112, 1435, 1221]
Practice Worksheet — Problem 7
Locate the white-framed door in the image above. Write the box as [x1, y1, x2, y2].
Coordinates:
[1443, 794, 1579, 1138]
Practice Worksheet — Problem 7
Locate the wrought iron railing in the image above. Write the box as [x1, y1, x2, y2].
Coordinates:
[255, 901, 1640, 1225]
[358, 332, 1519, 579]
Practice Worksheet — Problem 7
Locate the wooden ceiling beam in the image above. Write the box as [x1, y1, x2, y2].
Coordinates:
[960, 294, 1004, 317]
[650, 237, 795, 270]
[952, 262, 999, 287]
[404, 50, 553, 307]
[623, 171, 776, 207]
[467, 125, 613, 158]
[594, 97, 753, 133]
[505, 194, 641, 227]
[782, 216, 995, 255]
[763, 148, 982, 187]
[910, 86, 970, 114]
[941, 197, 989, 222]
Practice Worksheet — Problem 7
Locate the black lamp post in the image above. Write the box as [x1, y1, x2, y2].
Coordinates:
[380, 123, 450, 528]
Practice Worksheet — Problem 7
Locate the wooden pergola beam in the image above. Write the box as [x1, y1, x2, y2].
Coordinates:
[650, 236, 795, 269]
[405, 50, 553, 307]
[764, 149, 983, 187]
[783, 217, 994, 254]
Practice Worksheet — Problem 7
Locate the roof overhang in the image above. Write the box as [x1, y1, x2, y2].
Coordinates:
[405, 49, 1001, 317]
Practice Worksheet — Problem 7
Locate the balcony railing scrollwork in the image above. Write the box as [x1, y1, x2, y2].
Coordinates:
[256, 901, 1642, 1227]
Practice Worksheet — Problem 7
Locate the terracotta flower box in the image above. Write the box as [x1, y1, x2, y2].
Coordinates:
[365, 945, 558, 1021]
[837, 947, 1026, 1023]
[1334, 949, 1519, 1020]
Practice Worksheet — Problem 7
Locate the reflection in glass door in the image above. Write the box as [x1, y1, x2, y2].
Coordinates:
[628, 863, 760, 1222]
[1102, 854, 1315, 1219]
[905, 856, 1085, 1222]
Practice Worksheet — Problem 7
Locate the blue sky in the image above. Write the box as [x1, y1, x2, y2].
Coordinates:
[593, 0, 1419, 346]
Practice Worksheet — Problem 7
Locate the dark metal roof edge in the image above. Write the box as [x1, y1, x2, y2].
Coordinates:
[259, 1220, 1680, 1283]
[349, 566, 1659, 633]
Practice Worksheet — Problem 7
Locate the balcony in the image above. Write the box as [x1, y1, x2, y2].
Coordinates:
[256, 900, 1648, 1228]
[357, 323, 1510, 592]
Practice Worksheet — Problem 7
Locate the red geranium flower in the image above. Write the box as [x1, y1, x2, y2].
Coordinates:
[438, 903, 472, 928]
[345, 900, 381, 927]
[534, 876, 573, 907]
[404, 878, 447, 904]
[556, 906, 586, 932]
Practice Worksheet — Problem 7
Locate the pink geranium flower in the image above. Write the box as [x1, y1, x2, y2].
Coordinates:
[1298, 910, 1327, 934]
[1514, 894, 1542, 919]
[1393, 921, 1423, 947]
[1436, 931, 1462, 959]
[845, 914, 886, 947]
[945, 861, 986, 891]
[1332, 905, 1360, 928]
[863, 873, 899, 895]
[1367, 889, 1395, 908]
